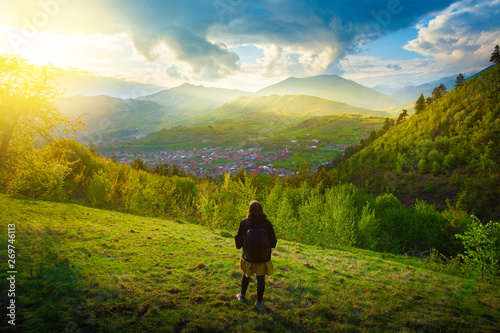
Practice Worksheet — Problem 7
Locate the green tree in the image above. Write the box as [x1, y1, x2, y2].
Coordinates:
[0, 56, 83, 167]
[455, 73, 465, 88]
[431, 83, 447, 100]
[131, 156, 150, 172]
[456, 217, 500, 280]
[380, 117, 395, 135]
[415, 94, 426, 114]
[490, 44, 500, 65]
[396, 109, 408, 126]
[152, 162, 172, 176]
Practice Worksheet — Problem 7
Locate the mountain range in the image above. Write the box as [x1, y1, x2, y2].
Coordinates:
[390, 68, 489, 103]
[58, 68, 475, 147]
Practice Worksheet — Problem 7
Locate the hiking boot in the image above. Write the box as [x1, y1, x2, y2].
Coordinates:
[236, 294, 246, 302]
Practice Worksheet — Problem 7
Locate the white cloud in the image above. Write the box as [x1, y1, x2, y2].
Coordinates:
[404, 0, 500, 72]
[256, 44, 290, 77]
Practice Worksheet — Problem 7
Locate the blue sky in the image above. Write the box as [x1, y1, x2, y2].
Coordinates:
[0, 0, 499, 91]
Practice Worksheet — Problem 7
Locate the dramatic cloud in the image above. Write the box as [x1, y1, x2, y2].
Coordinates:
[209, 0, 458, 75]
[404, 0, 500, 73]
[1, 0, 457, 80]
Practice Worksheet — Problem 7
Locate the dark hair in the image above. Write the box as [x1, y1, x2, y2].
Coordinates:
[247, 200, 264, 217]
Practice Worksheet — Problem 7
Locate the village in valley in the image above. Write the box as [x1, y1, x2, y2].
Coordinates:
[106, 137, 356, 177]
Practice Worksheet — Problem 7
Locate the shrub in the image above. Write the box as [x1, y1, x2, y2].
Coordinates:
[456, 217, 500, 281]
[87, 169, 114, 208]
[321, 185, 359, 247]
[7, 145, 71, 201]
[356, 204, 379, 250]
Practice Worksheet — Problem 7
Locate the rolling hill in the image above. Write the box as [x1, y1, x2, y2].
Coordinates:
[100, 94, 392, 153]
[255, 75, 400, 110]
[334, 64, 500, 221]
[276, 114, 386, 141]
[109, 118, 272, 153]
[57, 95, 172, 144]
[102, 112, 387, 154]
[187, 94, 391, 127]
[137, 83, 253, 122]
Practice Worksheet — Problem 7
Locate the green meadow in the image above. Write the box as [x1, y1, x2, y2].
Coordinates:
[1, 194, 498, 332]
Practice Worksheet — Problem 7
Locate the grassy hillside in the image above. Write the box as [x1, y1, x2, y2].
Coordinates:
[104, 118, 275, 153]
[335, 65, 500, 221]
[1, 194, 499, 332]
[101, 113, 386, 154]
[255, 75, 400, 110]
[276, 114, 385, 141]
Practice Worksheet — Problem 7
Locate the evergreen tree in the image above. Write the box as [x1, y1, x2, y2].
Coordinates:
[415, 94, 426, 114]
[396, 109, 408, 125]
[425, 96, 433, 106]
[490, 45, 500, 65]
[152, 162, 172, 176]
[438, 83, 448, 96]
[432, 84, 447, 100]
[382, 117, 395, 132]
[432, 86, 441, 100]
[455, 73, 465, 88]
[131, 156, 150, 172]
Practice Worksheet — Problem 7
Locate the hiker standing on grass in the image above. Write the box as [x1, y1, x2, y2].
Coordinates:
[234, 200, 277, 310]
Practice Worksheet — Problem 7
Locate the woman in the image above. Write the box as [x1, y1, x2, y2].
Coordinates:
[234, 200, 277, 310]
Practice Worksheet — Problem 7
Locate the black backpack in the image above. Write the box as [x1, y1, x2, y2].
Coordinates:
[243, 222, 271, 263]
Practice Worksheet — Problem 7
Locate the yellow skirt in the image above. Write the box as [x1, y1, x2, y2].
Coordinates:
[240, 258, 274, 277]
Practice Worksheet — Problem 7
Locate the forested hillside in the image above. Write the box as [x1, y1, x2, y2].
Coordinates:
[333, 65, 500, 221]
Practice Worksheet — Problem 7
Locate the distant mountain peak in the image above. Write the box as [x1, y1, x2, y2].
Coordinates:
[256, 74, 399, 110]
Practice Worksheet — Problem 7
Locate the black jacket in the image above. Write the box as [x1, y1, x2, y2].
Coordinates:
[235, 213, 277, 250]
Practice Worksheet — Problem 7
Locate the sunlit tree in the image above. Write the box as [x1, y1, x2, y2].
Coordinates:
[0, 56, 83, 167]
[415, 94, 426, 114]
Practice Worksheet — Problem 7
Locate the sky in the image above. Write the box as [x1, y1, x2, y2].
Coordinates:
[0, 0, 499, 92]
